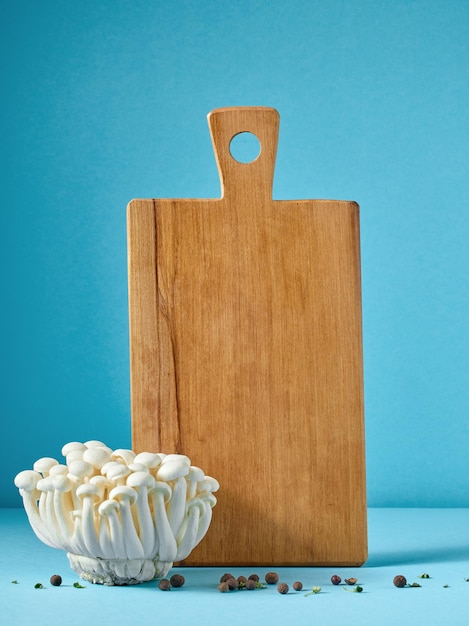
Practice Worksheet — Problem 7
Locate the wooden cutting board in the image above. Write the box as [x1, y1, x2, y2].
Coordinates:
[127, 107, 367, 566]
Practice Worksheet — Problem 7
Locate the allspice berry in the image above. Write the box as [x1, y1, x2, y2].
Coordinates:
[237, 575, 248, 585]
[245, 579, 257, 590]
[277, 582, 289, 594]
[158, 579, 171, 591]
[220, 573, 234, 583]
[50, 575, 62, 587]
[227, 577, 239, 590]
[248, 574, 259, 582]
[265, 571, 279, 584]
[170, 574, 185, 588]
[393, 575, 407, 588]
[218, 581, 229, 592]
[293, 581, 303, 591]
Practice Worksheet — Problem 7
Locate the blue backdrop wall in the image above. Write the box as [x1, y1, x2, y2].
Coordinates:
[2, 0, 468, 507]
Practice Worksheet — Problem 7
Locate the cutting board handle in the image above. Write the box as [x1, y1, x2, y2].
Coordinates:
[208, 107, 280, 201]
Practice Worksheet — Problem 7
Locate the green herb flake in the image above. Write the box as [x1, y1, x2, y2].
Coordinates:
[73, 581, 86, 588]
[11, 580, 19, 584]
[304, 586, 321, 596]
[408, 582, 422, 588]
[418, 573, 430, 579]
[34, 583, 44, 589]
[443, 584, 450, 588]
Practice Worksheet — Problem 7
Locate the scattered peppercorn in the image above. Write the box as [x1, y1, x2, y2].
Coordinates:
[245, 579, 257, 590]
[277, 582, 289, 594]
[50, 575, 62, 587]
[218, 582, 229, 593]
[158, 579, 171, 591]
[170, 574, 185, 588]
[345, 577, 358, 585]
[237, 575, 248, 585]
[220, 573, 234, 583]
[265, 571, 279, 584]
[227, 577, 239, 590]
[331, 575, 341, 585]
[344, 585, 363, 593]
[293, 581, 303, 591]
[248, 574, 259, 582]
[393, 575, 407, 588]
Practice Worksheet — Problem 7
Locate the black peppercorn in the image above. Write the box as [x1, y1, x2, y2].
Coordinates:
[245, 579, 257, 590]
[220, 573, 234, 583]
[50, 574, 62, 587]
[293, 581, 303, 591]
[331, 574, 341, 585]
[248, 573, 259, 582]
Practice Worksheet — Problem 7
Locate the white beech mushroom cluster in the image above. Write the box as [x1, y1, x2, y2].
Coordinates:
[14, 441, 219, 585]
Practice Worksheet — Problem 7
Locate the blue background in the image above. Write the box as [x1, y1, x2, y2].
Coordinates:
[2, 0, 468, 507]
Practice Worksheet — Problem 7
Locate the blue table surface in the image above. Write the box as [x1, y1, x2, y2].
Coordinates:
[1, 507, 468, 626]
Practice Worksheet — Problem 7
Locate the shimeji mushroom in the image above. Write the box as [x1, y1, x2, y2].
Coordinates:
[76, 483, 103, 557]
[111, 449, 136, 466]
[175, 498, 206, 561]
[14, 470, 56, 548]
[109, 486, 144, 560]
[149, 481, 177, 563]
[36, 476, 61, 547]
[51, 474, 74, 548]
[82, 446, 112, 471]
[126, 471, 156, 557]
[98, 499, 125, 559]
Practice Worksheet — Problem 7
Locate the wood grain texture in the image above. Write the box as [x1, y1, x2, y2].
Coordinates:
[127, 107, 367, 566]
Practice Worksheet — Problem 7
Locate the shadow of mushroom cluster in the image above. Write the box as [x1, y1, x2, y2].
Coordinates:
[14, 440, 219, 585]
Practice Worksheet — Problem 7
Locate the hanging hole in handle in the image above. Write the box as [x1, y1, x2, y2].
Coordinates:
[229, 132, 261, 163]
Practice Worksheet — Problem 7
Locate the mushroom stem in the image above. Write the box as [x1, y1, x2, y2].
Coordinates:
[167, 476, 187, 538]
[109, 486, 144, 560]
[175, 499, 205, 561]
[149, 482, 177, 563]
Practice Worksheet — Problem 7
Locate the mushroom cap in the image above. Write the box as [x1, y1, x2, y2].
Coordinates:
[49, 464, 68, 477]
[83, 446, 112, 469]
[98, 499, 120, 516]
[127, 471, 156, 489]
[106, 464, 131, 483]
[127, 462, 150, 474]
[133, 452, 164, 468]
[161, 454, 190, 465]
[52, 474, 73, 492]
[65, 449, 85, 464]
[100, 460, 121, 475]
[203, 476, 220, 492]
[61, 442, 86, 457]
[109, 485, 138, 505]
[68, 459, 95, 480]
[156, 460, 190, 482]
[33, 457, 59, 475]
[37, 476, 55, 492]
[76, 483, 102, 499]
[150, 481, 172, 503]
[187, 466, 205, 482]
[14, 470, 41, 491]
[84, 440, 109, 449]
[111, 449, 136, 465]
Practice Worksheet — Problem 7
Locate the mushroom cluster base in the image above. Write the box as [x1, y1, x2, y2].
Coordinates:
[68, 553, 172, 585]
